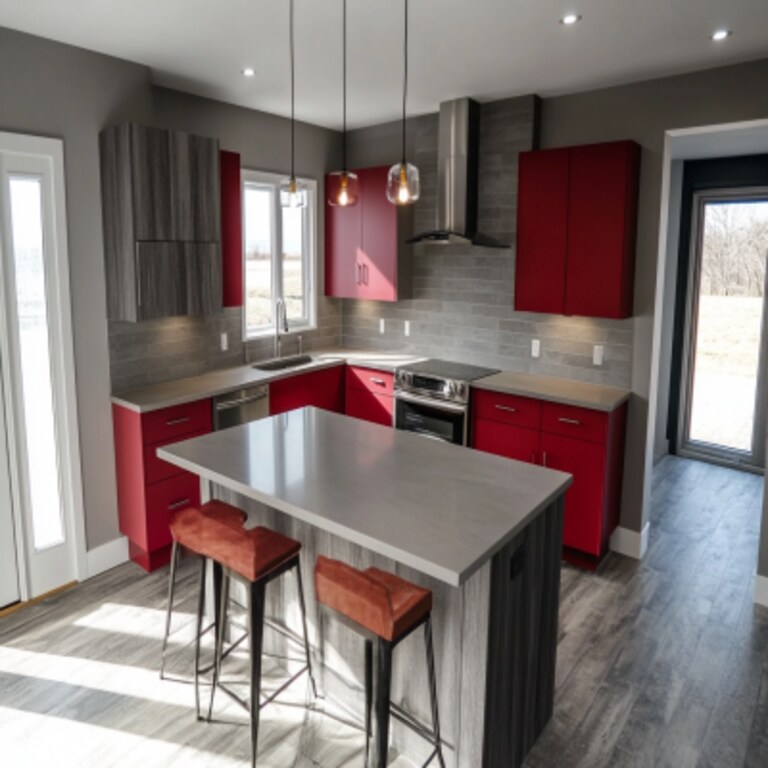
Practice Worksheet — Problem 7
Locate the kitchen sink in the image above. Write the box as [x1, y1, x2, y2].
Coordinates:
[252, 354, 315, 371]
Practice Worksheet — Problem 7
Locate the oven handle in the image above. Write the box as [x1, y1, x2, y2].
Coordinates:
[395, 390, 468, 414]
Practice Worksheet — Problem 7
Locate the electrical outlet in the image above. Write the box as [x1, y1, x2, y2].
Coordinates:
[404, 320, 411, 337]
[379, 318, 385, 335]
[593, 344, 605, 366]
[220, 332, 228, 352]
[531, 339, 541, 359]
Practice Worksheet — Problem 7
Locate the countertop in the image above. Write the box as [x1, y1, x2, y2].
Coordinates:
[111, 349, 427, 413]
[158, 407, 572, 587]
[473, 371, 630, 412]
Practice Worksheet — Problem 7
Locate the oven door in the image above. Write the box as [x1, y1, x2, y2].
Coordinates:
[395, 391, 468, 445]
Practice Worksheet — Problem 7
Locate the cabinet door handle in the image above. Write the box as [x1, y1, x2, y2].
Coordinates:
[168, 498, 191, 511]
[370, 377, 386, 386]
[542, 451, 547, 467]
[495, 404, 517, 413]
[165, 416, 190, 426]
[530, 451, 536, 464]
[558, 417, 582, 426]
[354, 262, 361, 285]
[362, 263, 369, 285]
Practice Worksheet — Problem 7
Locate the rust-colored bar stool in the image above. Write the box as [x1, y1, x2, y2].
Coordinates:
[314, 556, 446, 768]
[160, 500, 247, 682]
[204, 520, 317, 768]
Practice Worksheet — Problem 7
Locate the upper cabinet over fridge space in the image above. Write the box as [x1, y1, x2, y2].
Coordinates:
[100, 124, 223, 322]
[515, 140, 641, 320]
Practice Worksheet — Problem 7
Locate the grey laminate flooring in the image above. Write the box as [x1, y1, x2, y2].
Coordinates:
[1, 456, 766, 767]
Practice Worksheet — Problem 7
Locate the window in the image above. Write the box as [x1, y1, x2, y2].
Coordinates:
[242, 170, 317, 339]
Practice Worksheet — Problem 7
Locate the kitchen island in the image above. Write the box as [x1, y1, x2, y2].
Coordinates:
[159, 407, 571, 767]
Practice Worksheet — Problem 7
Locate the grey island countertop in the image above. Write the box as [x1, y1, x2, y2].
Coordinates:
[158, 407, 572, 587]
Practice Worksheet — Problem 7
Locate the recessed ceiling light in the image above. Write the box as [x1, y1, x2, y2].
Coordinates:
[711, 29, 732, 42]
[560, 13, 582, 25]
[242, 67, 256, 77]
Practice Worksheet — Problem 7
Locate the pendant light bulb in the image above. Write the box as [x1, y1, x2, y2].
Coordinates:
[281, 0, 307, 209]
[387, 0, 419, 206]
[328, 0, 359, 208]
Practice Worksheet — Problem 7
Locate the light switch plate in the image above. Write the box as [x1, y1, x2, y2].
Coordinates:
[593, 344, 605, 366]
[531, 339, 541, 359]
[404, 320, 411, 337]
[379, 319, 385, 334]
[220, 332, 228, 352]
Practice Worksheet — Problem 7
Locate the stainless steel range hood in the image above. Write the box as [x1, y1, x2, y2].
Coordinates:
[408, 98, 508, 248]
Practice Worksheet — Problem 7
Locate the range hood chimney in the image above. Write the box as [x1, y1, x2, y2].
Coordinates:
[408, 97, 508, 248]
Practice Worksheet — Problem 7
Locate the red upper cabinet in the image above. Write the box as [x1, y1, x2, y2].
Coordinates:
[515, 148, 570, 314]
[565, 141, 640, 318]
[220, 150, 243, 307]
[515, 140, 640, 319]
[325, 165, 413, 301]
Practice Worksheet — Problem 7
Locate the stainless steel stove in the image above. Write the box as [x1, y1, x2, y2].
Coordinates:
[394, 359, 498, 445]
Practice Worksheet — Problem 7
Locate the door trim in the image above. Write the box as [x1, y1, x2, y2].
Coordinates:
[0, 131, 87, 599]
[677, 187, 768, 471]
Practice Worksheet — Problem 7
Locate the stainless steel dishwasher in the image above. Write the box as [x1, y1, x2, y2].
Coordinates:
[213, 385, 270, 430]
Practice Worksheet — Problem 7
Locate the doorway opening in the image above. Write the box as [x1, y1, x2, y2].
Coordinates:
[678, 190, 768, 470]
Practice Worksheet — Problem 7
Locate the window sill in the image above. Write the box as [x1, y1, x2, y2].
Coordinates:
[243, 324, 316, 342]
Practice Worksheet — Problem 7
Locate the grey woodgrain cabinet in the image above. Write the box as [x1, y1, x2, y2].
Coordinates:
[100, 124, 222, 322]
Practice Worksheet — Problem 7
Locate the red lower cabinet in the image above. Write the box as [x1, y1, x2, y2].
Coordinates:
[269, 365, 345, 416]
[344, 365, 394, 427]
[113, 399, 212, 572]
[471, 390, 627, 566]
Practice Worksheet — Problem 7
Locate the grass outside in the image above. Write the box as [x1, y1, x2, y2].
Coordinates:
[245, 255, 305, 330]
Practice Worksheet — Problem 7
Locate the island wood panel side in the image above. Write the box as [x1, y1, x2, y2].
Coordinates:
[214, 486, 490, 768]
[482, 496, 564, 768]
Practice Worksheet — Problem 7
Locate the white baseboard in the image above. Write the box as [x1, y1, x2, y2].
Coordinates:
[754, 575, 768, 608]
[86, 536, 129, 579]
[609, 523, 650, 560]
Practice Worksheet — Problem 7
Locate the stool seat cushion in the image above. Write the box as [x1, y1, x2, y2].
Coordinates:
[171, 505, 300, 583]
[314, 556, 432, 642]
[170, 500, 246, 551]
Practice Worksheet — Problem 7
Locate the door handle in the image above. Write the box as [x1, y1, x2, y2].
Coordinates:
[362, 263, 369, 285]
[354, 262, 361, 285]
[558, 417, 582, 426]
[370, 377, 386, 386]
[542, 451, 547, 467]
[168, 498, 191, 511]
[165, 417, 190, 426]
[495, 404, 517, 413]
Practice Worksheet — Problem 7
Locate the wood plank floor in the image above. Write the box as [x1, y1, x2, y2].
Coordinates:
[1, 456, 766, 767]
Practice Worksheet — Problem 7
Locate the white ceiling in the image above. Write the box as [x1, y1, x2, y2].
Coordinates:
[1, 0, 767, 131]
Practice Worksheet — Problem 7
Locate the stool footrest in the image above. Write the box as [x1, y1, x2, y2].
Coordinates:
[390, 702, 447, 750]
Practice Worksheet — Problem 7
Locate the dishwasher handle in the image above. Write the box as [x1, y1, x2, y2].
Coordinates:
[215, 391, 269, 411]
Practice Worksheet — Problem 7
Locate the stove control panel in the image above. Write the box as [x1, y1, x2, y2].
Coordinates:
[395, 370, 471, 405]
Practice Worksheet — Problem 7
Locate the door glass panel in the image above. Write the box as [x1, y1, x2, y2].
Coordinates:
[282, 206, 306, 323]
[8, 175, 65, 550]
[244, 183, 274, 333]
[688, 200, 768, 453]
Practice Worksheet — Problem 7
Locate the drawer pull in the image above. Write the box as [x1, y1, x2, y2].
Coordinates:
[370, 377, 386, 386]
[168, 498, 191, 511]
[165, 416, 191, 426]
[558, 417, 582, 426]
[495, 404, 518, 413]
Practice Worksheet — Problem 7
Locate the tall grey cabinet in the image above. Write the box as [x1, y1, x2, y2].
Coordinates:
[100, 124, 223, 322]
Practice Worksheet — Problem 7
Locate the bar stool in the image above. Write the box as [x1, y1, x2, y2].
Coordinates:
[204, 521, 317, 768]
[314, 556, 446, 768]
[160, 500, 247, 681]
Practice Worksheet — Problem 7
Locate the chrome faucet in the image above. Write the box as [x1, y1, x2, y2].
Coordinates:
[274, 298, 289, 358]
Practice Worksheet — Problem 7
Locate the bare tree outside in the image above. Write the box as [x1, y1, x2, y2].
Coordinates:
[688, 199, 768, 452]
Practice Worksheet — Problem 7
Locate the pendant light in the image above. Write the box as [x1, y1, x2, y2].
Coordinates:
[328, 0, 359, 207]
[386, 0, 420, 205]
[280, 0, 307, 208]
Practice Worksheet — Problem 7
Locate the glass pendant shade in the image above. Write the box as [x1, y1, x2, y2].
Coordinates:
[327, 170, 359, 207]
[280, 176, 308, 208]
[386, 161, 420, 205]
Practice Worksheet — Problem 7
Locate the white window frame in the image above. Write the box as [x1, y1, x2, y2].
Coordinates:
[241, 169, 317, 340]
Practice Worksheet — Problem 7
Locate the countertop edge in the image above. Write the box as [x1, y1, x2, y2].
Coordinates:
[472, 378, 631, 412]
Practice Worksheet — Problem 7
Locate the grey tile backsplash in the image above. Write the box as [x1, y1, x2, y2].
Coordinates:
[108, 93, 631, 395]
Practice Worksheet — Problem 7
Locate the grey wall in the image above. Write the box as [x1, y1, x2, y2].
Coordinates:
[109, 87, 342, 393]
[343, 97, 633, 389]
[541, 58, 768, 534]
[0, 27, 154, 551]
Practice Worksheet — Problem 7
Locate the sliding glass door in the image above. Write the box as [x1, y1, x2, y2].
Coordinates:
[0, 365, 20, 609]
[678, 189, 768, 470]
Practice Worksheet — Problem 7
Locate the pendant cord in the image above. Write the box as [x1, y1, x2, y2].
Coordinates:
[290, 0, 296, 180]
[342, 0, 347, 171]
[402, 0, 408, 164]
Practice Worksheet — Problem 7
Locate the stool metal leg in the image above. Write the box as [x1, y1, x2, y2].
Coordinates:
[193, 556, 207, 721]
[159, 541, 180, 679]
[374, 638, 393, 768]
[248, 580, 266, 768]
[424, 617, 446, 768]
[365, 639, 374, 767]
[295, 563, 318, 699]
[207, 569, 230, 722]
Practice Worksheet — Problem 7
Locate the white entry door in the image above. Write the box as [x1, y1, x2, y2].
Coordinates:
[0, 134, 86, 600]
[0, 362, 20, 609]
